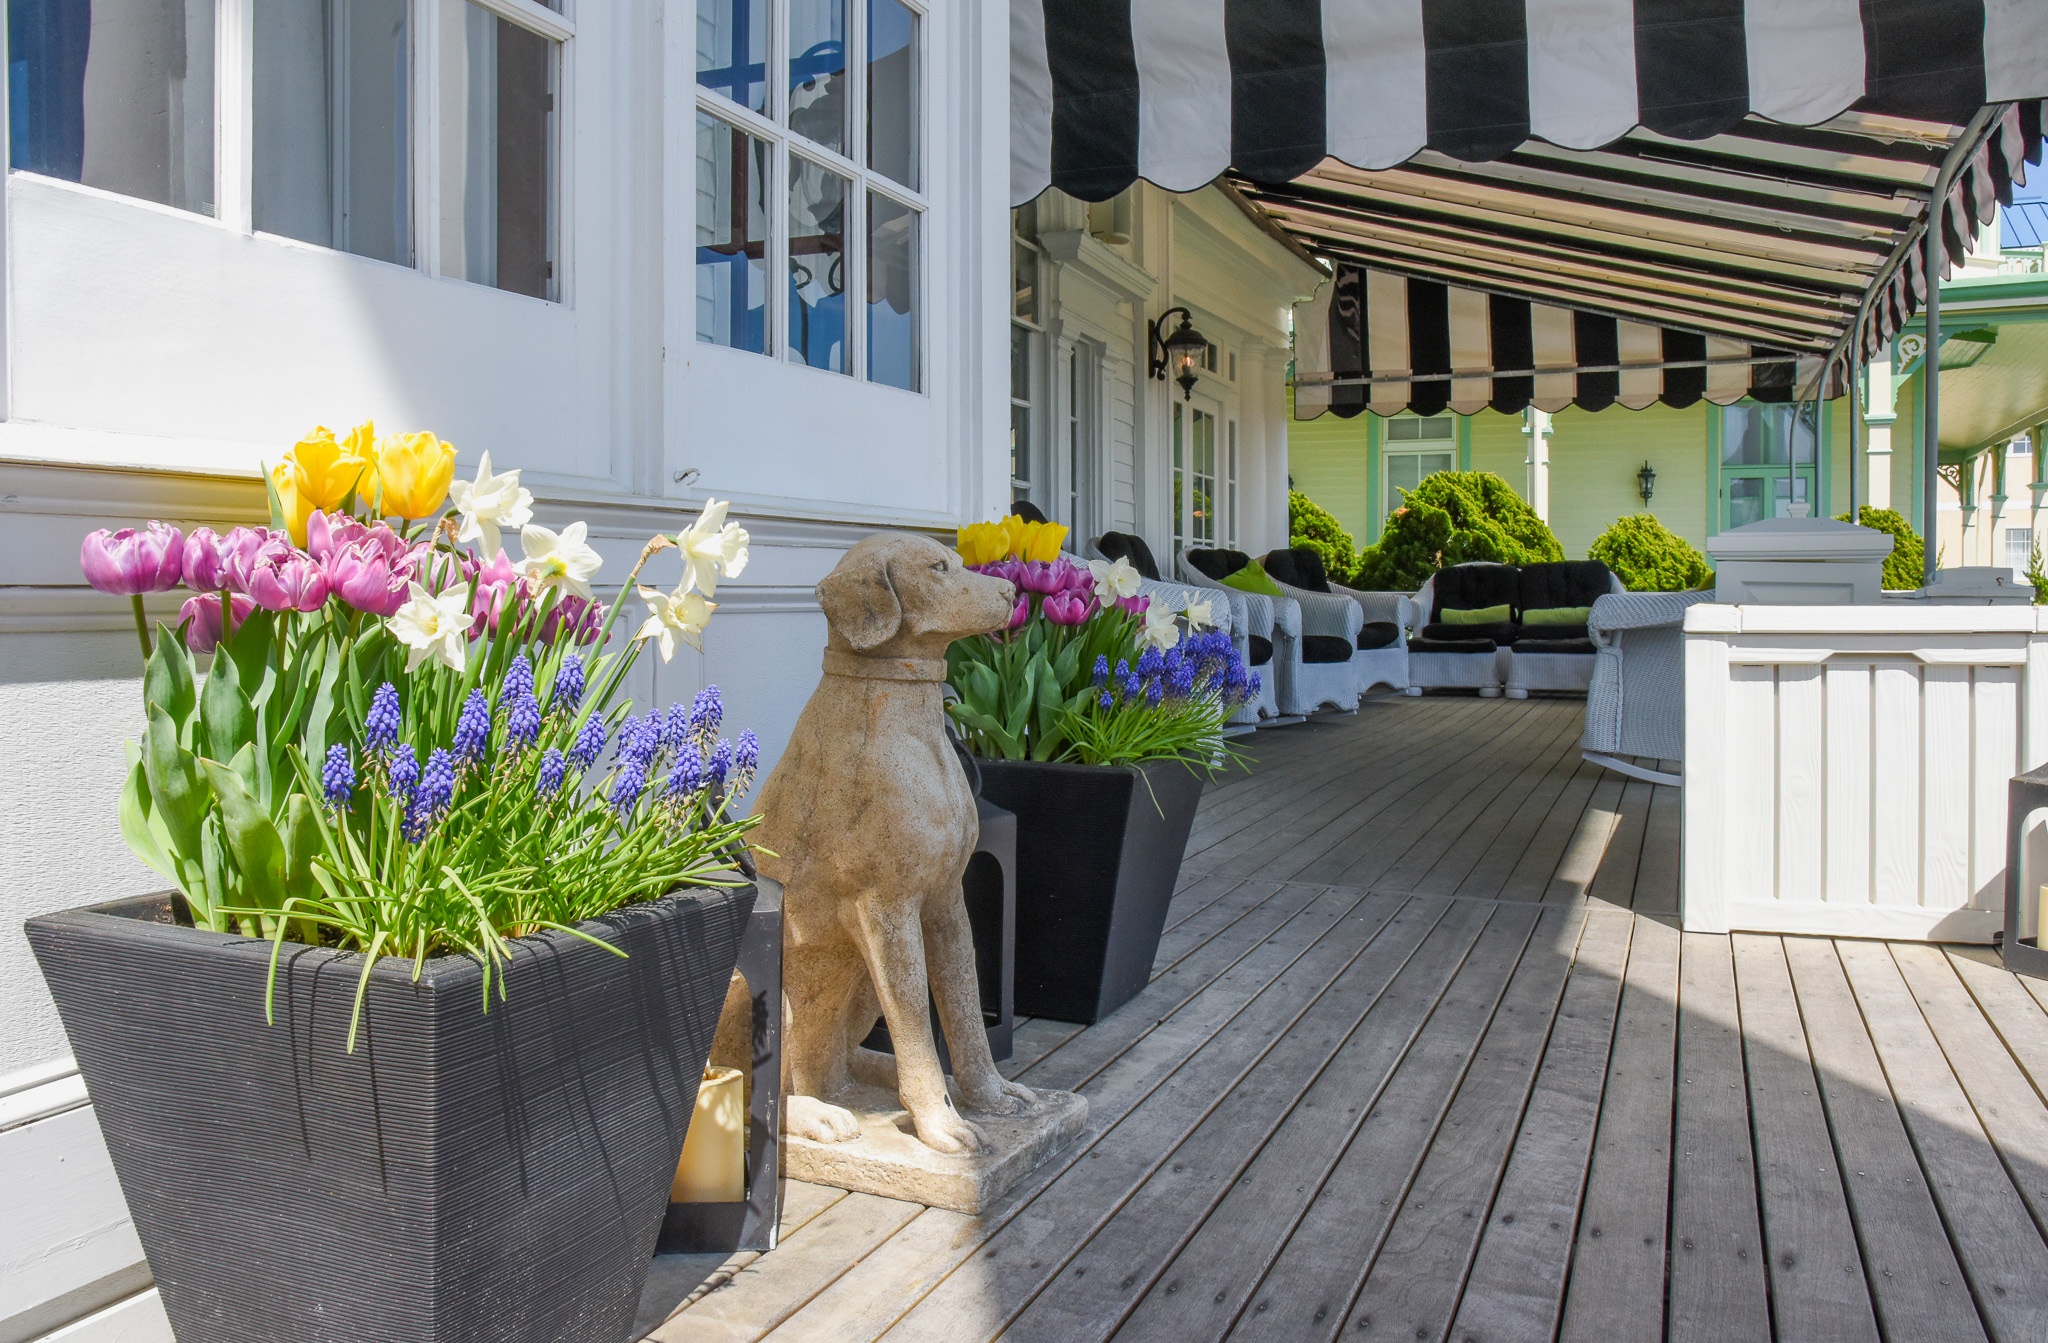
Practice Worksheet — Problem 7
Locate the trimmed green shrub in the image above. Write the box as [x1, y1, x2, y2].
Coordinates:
[1287, 489, 1360, 585]
[1835, 506, 1924, 590]
[1354, 471, 1563, 591]
[1588, 513, 1713, 592]
[2026, 541, 2048, 605]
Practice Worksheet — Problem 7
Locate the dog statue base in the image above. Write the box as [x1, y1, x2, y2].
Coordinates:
[783, 1082, 1088, 1215]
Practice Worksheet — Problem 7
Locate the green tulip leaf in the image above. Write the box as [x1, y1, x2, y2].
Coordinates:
[202, 652, 256, 766]
[118, 757, 175, 881]
[142, 704, 211, 860]
[197, 815, 229, 932]
[200, 758, 286, 909]
[143, 631, 196, 739]
[281, 792, 321, 911]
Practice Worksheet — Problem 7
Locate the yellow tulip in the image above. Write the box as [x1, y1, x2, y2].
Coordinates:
[956, 521, 1009, 567]
[998, 514, 1068, 563]
[374, 431, 457, 520]
[270, 461, 315, 545]
[999, 514, 1030, 561]
[281, 424, 371, 514]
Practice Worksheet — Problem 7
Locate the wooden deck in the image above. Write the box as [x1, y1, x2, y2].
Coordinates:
[638, 696, 2048, 1343]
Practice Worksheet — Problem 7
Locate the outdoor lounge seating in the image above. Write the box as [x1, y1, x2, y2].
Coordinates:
[1179, 547, 1360, 718]
[1262, 546, 1411, 696]
[1091, 532, 1276, 724]
[1581, 590, 1715, 786]
[1408, 560, 1622, 697]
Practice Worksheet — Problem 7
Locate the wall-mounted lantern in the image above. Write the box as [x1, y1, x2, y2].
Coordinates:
[1149, 306, 1208, 401]
[1637, 460, 1657, 505]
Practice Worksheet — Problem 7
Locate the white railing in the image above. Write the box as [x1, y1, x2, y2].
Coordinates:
[1682, 603, 2048, 941]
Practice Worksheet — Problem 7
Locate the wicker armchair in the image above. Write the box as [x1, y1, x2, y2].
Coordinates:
[1262, 547, 1411, 696]
[1180, 547, 1358, 717]
[1581, 589, 1714, 786]
[1090, 532, 1273, 724]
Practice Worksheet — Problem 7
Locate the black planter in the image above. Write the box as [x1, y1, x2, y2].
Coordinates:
[26, 884, 753, 1343]
[975, 756, 1205, 1024]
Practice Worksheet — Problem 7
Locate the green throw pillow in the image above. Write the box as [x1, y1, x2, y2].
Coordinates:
[1221, 559, 1285, 599]
[1522, 605, 1590, 627]
[1442, 603, 1511, 626]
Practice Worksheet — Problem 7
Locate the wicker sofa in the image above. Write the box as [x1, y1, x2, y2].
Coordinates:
[1408, 560, 1623, 697]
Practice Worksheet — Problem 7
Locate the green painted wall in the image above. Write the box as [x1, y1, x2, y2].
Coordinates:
[1285, 390, 1374, 544]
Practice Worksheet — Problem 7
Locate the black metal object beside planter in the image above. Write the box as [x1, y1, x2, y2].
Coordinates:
[2005, 763, 2048, 980]
[975, 757, 1205, 1024]
[26, 884, 753, 1343]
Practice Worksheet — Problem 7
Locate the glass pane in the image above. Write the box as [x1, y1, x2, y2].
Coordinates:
[1423, 449, 1454, 476]
[256, 0, 409, 263]
[2009, 528, 2033, 576]
[1013, 240, 1038, 323]
[788, 0, 845, 154]
[1228, 422, 1238, 544]
[866, 0, 917, 190]
[695, 111, 768, 353]
[9, 0, 215, 214]
[1172, 403, 1184, 552]
[1728, 477, 1766, 529]
[1773, 475, 1810, 517]
[1010, 404, 1029, 486]
[1789, 404, 1818, 465]
[697, 0, 768, 114]
[788, 156, 847, 373]
[1418, 416, 1454, 440]
[437, 2, 554, 298]
[867, 192, 919, 391]
[1010, 323, 1030, 402]
[1723, 405, 1772, 465]
[1387, 418, 1418, 442]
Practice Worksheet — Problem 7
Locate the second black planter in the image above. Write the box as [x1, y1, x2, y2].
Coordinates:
[27, 884, 753, 1343]
[975, 756, 1205, 1024]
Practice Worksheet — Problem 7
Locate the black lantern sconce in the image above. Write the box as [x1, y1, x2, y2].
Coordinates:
[1149, 306, 1209, 401]
[1637, 460, 1657, 506]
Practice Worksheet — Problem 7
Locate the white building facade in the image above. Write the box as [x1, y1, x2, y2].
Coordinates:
[0, 4, 1313, 1339]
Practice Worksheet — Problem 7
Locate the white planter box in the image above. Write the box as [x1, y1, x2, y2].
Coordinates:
[1682, 603, 2048, 940]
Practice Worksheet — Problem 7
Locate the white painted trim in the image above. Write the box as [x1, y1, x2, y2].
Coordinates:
[1720, 902, 2003, 941]
[34, 1287, 170, 1343]
[472, 0, 576, 43]
[0, 1059, 86, 1133]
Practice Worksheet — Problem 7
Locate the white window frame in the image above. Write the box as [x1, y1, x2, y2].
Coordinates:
[1055, 336, 1101, 541]
[692, 0, 927, 388]
[1172, 396, 1224, 554]
[1009, 223, 1044, 500]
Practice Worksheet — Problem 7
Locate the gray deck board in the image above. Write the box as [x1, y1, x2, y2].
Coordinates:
[641, 697, 2048, 1343]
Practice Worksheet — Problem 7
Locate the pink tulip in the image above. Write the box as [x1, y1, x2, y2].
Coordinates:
[243, 550, 331, 612]
[469, 550, 525, 636]
[1116, 594, 1149, 618]
[219, 527, 297, 595]
[180, 592, 255, 653]
[323, 519, 425, 618]
[976, 558, 1026, 587]
[1006, 594, 1030, 631]
[538, 593, 604, 645]
[1042, 590, 1095, 625]
[1050, 556, 1094, 597]
[1014, 561, 1067, 597]
[181, 528, 232, 592]
[80, 522, 184, 595]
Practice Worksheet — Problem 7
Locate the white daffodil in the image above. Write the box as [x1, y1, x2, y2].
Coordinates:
[1141, 601, 1183, 651]
[1181, 597, 1216, 631]
[635, 584, 716, 662]
[676, 498, 751, 597]
[388, 582, 473, 673]
[1088, 556, 1143, 603]
[447, 451, 533, 558]
[516, 520, 603, 601]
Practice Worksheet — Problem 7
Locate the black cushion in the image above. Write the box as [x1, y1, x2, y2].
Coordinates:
[1185, 548, 1251, 581]
[1010, 499, 1051, 525]
[1357, 621, 1400, 650]
[1094, 532, 1161, 581]
[1248, 635, 1273, 666]
[1261, 547, 1331, 593]
[1302, 634, 1353, 664]
[1421, 621, 1517, 645]
[1511, 623, 1589, 645]
[1409, 636, 1499, 654]
[1517, 560, 1613, 611]
[1511, 637, 1597, 655]
[1430, 563, 1519, 622]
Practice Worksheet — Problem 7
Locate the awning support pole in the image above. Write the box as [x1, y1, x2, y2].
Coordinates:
[1924, 209, 1944, 587]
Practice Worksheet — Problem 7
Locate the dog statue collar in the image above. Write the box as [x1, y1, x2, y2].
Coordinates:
[821, 649, 950, 683]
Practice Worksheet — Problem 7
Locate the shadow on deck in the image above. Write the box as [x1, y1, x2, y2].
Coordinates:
[639, 695, 2048, 1343]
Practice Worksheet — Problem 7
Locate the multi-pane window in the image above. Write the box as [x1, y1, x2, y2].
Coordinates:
[9, 0, 563, 299]
[1722, 402, 1818, 529]
[1060, 341, 1101, 540]
[1172, 402, 1220, 555]
[1225, 419, 1239, 547]
[1010, 225, 1041, 502]
[2008, 527, 2034, 580]
[695, 0, 924, 392]
[1384, 414, 1455, 505]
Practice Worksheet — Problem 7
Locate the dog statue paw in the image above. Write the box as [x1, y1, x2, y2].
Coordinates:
[785, 1094, 863, 1145]
[909, 1102, 987, 1155]
[959, 1076, 1039, 1117]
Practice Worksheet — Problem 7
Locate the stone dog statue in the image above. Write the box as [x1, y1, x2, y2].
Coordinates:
[754, 532, 1040, 1153]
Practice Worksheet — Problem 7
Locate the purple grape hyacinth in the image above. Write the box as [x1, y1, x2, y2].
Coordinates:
[452, 690, 491, 766]
[366, 682, 402, 753]
[551, 655, 585, 714]
[321, 745, 354, 808]
[503, 653, 535, 703]
[387, 743, 420, 800]
[568, 714, 607, 769]
[506, 693, 542, 751]
[536, 749, 568, 797]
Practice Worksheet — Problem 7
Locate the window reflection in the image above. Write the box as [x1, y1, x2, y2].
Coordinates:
[255, 0, 411, 265]
[697, 0, 769, 115]
[696, 111, 769, 353]
[437, 1, 555, 298]
[788, 156, 847, 373]
[866, 0, 917, 190]
[788, 0, 845, 154]
[868, 191, 918, 391]
[9, 0, 215, 215]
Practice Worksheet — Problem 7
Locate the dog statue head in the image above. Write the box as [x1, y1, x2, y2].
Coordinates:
[817, 532, 1016, 659]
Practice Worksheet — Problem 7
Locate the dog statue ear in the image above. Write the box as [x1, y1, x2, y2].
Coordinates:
[816, 550, 903, 651]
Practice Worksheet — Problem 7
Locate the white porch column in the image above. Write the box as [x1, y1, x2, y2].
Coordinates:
[1523, 409, 1552, 520]
[1865, 356, 1895, 511]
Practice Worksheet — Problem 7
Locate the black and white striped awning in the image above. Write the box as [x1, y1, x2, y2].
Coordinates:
[1013, 1, 2048, 398]
[1295, 264, 1818, 419]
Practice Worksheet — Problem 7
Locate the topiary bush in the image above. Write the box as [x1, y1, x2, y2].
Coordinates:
[1835, 506, 1924, 590]
[1353, 471, 1563, 591]
[1288, 489, 1360, 585]
[1588, 513, 1714, 591]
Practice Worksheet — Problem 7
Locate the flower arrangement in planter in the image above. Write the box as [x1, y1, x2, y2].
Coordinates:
[30, 424, 763, 1343]
[944, 515, 1257, 1024]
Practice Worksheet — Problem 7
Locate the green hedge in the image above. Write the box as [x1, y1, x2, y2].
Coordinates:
[1588, 514, 1713, 591]
[1835, 506, 1923, 590]
[1353, 471, 1563, 591]
[1287, 489, 1360, 585]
